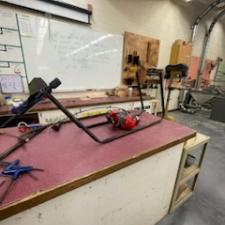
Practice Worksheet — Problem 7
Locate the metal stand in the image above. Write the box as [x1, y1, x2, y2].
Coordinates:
[136, 72, 145, 111]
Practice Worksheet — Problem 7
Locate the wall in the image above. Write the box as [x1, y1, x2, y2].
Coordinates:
[1, 0, 225, 100]
[72, 0, 225, 66]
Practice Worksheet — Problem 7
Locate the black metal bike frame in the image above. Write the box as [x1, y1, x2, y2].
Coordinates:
[43, 71, 165, 144]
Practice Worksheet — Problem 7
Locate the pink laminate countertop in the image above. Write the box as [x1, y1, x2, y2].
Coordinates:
[0, 113, 195, 219]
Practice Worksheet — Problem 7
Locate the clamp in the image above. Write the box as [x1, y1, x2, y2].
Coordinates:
[0, 160, 44, 203]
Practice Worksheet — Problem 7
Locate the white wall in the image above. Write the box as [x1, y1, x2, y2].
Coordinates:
[72, 0, 225, 66]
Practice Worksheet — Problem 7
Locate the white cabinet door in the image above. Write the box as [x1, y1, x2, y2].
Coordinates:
[111, 102, 134, 110]
[38, 107, 80, 124]
[133, 101, 151, 113]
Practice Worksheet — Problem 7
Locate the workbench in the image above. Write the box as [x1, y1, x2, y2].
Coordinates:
[0, 96, 154, 115]
[0, 114, 195, 225]
[0, 96, 154, 126]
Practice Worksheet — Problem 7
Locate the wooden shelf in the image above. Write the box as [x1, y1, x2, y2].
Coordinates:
[170, 132, 209, 213]
[174, 185, 193, 210]
[184, 133, 210, 152]
[180, 165, 200, 184]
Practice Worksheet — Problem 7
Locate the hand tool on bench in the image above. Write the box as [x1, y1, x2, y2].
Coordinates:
[0, 118, 68, 161]
[17, 122, 44, 133]
[0, 130, 24, 141]
[0, 125, 47, 160]
[0, 160, 44, 203]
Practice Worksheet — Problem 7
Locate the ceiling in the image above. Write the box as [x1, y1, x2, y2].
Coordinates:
[189, 0, 225, 8]
[197, 0, 213, 4]
[175, 0, 225, 14]
[173, 0, 225, 24]
[189, 0, 225, 19]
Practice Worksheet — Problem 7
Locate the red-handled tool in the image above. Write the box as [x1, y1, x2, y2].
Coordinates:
[106, 110, 140, 130]
[18, 122, 43, 133]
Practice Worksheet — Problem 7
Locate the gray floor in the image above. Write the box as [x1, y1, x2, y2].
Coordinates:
[157, 110, 225, 225]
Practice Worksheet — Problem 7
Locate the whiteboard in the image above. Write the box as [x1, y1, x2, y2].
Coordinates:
[19, 14, 123, 91]
[0, 29, 20, 45]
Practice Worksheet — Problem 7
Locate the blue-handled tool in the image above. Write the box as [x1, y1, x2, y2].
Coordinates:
[0, 160, 44, 203]
[2, 165, 43, 180]
[4, 159, 20, 171]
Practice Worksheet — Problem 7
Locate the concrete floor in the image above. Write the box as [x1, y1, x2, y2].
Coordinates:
[157, 110, 225, 225]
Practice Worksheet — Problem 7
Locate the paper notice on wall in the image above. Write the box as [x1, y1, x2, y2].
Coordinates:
[0, 8, 17, 29]
[0, 10, 13, 18]
[18, 14, 35, 37]
[0, 74, 24, 93]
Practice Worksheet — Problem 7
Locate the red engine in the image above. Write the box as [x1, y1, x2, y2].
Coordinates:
[106, 110, 140, 130]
